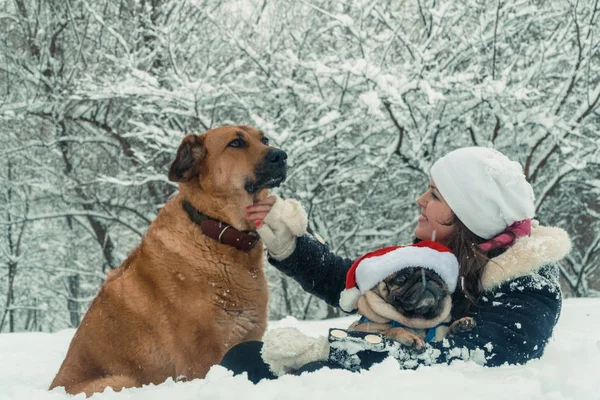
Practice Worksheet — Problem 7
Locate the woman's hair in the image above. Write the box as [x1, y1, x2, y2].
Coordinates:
[443, 217, 489, 317]
[415, 215, 514, 318]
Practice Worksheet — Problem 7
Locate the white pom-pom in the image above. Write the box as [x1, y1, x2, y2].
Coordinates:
[339, 287, 361, 313]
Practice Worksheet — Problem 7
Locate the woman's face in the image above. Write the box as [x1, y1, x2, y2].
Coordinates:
[414, 179, 456, 244]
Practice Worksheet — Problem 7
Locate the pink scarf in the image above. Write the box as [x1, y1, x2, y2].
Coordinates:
[478, 219, 532, 252]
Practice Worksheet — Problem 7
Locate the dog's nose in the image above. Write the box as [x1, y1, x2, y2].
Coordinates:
[267, 149, 287, 164]
[393, 281, 441, 311]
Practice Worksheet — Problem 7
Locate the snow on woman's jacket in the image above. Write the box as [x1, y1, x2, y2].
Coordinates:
[268, 224, 570, 369]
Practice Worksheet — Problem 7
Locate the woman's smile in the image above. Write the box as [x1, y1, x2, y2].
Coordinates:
[414, 179, 455, 244]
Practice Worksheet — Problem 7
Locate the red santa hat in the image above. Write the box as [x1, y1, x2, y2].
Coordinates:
[339, 240, 459, 313]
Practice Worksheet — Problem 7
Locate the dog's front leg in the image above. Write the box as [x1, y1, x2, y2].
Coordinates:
[381, 327, 425, 350]
[448, 317, 476, 335]
[349, 321, 391, 334]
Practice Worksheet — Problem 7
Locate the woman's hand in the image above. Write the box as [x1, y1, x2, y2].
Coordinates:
[261, 327, 330, 376]
[245, 196, 277, 225]
[246, 195, 307, 260]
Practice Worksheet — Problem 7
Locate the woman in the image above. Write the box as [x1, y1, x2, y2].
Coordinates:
[221, 147, 571, 382]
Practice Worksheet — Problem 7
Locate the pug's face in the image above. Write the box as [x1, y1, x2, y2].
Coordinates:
[370, 267, 451, 320]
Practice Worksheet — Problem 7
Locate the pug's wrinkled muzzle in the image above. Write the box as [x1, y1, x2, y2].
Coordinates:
[389, 271, 447, 319]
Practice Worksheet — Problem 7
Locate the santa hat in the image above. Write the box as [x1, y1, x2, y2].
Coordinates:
[339, 240, 459, 313]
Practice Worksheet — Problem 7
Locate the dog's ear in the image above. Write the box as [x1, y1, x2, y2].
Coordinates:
[168, 134, 206, 182]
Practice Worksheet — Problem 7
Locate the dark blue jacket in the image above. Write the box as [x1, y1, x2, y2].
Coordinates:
[268, 225, 570, 369]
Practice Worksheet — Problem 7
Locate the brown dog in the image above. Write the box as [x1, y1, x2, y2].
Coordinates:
[349, 267, 475, 349]
[49, 125, 286, 396]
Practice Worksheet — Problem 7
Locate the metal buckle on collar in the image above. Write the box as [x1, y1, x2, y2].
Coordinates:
[217, 223, 231, 244]
[245, 231, 260, 250]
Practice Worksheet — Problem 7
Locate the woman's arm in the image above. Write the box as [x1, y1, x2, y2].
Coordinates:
[246, 195, 353, 307]
[268, 235, 354, 308]
[426, 266, 561, 367]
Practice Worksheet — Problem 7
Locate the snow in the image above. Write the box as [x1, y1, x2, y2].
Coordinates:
[359, 91, 385, 117]
[318, 110, 341, 126]
[0, 299, 598, 400]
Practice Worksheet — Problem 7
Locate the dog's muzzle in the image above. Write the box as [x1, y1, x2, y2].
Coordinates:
[389, 274, 447, 319]
[245, 149, 288, 194]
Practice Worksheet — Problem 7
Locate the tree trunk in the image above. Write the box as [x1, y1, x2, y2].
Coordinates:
[67, 275, 81, 327]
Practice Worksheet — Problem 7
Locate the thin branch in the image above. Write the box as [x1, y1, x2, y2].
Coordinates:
[524, 131, 550, 179]
[0, 211, 144, 237]
[491, 116, 501, 144]
[492, 0, 502, 80]
[555, 2, 583, 115]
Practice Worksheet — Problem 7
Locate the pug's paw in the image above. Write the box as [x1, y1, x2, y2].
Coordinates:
[449, 317, 476, 334]
[382, 327, 425, 350]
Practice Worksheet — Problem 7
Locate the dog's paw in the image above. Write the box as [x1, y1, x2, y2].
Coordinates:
[382, 327, 425, 350]
[449, 317, 476, 334]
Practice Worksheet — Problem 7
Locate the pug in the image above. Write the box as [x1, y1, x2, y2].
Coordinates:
[348, 267, 475, 349]
[261, 242, 476, 376]
[339, 241, 475, 350]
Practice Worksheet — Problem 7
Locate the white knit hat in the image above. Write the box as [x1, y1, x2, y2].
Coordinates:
[430, 147, 535, 240]
[339, 240, 459, 313]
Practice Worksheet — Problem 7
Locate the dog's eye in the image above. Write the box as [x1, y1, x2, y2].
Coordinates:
[261, 137, 269, 145]
[395, 275, 408, 285]
[228, 138, 244, 148]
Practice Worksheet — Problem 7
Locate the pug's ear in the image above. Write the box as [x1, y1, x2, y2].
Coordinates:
[168, 134, 205, 182]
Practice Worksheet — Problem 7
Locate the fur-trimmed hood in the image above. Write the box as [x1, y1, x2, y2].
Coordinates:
[481, 223, 571, 290]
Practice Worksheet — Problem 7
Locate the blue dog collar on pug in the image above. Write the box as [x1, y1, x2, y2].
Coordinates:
[357, 316, 449, 343]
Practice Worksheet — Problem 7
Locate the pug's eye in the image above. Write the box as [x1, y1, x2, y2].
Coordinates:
[395, 275, 408, 285]
[261, 137, 269, 145]
[228, 138, 245, 148]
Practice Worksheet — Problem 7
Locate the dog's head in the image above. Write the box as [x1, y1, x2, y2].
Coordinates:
[168, 125, 287, 198]
[358, 267, 453, 328]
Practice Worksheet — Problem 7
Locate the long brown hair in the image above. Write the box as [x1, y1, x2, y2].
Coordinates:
[415, 215, 512, 318]
[443, 217, 489, 317]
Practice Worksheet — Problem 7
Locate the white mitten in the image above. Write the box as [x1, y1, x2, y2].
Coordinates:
[261, 327, 330, 376]
[256, 196, 308, 260]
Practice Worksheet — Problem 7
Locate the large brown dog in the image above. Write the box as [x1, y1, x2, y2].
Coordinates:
[49, 125, 286, 396]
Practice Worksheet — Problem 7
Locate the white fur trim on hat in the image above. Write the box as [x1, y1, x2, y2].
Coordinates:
[339, 287, 361, 313]
[431, 147, 535, 239]
[355, 246, 459, 294]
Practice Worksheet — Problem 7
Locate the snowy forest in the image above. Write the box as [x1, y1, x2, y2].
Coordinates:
[0, 0, 599, 333]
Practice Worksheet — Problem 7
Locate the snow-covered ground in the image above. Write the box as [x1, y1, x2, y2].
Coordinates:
[0, 298, 598, 400]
